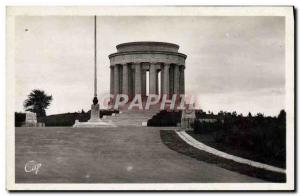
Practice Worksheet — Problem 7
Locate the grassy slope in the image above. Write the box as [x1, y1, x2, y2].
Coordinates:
[186, 131, 285, 168]
[160, 130, 286, 182]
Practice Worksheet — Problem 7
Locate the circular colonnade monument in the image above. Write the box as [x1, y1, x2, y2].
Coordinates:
[75, 41, 188, 127]
[109, 42, 187, 102]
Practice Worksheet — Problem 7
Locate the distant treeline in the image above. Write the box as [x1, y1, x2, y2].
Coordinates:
[15, 110, 119, 127]
[193, 110, 286, 168]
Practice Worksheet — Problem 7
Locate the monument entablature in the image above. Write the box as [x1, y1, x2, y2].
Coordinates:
[109, 51, 186, 66]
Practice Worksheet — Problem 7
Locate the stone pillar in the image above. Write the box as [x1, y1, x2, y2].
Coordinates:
[114, 65, 119, 96]
[134, 63, 142, 95]
[122, 64, 129, 95]
[118, 65, 121, 94]
[163, 63, 170, 97]
[129, 66, 134, 99]
[149, 63, 157, 95]
[89, 103, 100, 122]
[110, 66, 114, 95]
[169, 65, 174, 95]
[156, 71, 159, 94]
[160, 68, 164, 98]
[141, 69, 147, 97]
[180, 66, 185, 95]
[174, 64, 180, 95]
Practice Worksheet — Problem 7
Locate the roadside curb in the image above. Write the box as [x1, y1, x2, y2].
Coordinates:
[176, 130, 285, 174]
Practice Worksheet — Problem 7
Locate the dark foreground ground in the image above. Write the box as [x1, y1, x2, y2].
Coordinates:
[15, 127, 263, 183]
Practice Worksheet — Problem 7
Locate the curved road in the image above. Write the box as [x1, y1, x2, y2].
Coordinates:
[15, 127, 263, 183]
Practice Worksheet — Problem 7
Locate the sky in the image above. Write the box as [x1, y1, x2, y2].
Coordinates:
[15, 16, 285, 116]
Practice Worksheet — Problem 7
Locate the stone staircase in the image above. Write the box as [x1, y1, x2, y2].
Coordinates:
[102, 109, 160, 127]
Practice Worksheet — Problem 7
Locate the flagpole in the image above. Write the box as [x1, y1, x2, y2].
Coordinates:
[94, 15, 97, 98]
[93, 15, 98, 105]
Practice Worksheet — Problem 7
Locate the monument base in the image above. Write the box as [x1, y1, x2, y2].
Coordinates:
[73, 103, 116, 128]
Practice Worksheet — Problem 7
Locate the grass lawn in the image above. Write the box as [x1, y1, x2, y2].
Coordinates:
[160, 130, 286, 182]
[186, 131, 285, 168]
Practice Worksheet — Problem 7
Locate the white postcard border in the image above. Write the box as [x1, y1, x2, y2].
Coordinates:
[6, 6, 294, 191]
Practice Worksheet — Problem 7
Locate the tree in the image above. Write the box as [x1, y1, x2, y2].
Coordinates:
[278, 109, 286, 122]
[256, 113, 264, 118]
[232, 111, 237, 117]
[23, 89, 53, 120]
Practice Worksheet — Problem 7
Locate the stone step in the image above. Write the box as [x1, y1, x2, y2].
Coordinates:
[104, 114, 156, 118]
[102, 109, 159, 127]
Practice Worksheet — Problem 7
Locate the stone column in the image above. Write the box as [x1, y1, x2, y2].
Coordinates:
[156, 71, 159, 94]
[129, 66, 134, 99]
[134, 63, 142, 95]
[122, 64, 129, 95]
[149, 63, 157, 95]
[162, 63, 170, 97]
[110, 66, 114, 95]
[174, 64, 180, 95]
[160, 68, 164, 98]
[180, 66, 185, 95]
[183, 66, 185, 95]
[141, 69, 147, 97]
[114, 65, 119, 96]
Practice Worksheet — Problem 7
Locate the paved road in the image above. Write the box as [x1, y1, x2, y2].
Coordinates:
[15, 127, 263, 183]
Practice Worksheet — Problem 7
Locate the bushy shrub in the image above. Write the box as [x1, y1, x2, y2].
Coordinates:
[15, 112, 26, 127]
[148, 110, 182, 127]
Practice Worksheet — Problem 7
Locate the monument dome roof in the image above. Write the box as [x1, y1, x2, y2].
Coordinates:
[116, 41, 180, 53]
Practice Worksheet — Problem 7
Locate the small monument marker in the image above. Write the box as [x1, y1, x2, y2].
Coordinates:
[181, 104, 196, 130]
[23, 112, 37, 127]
